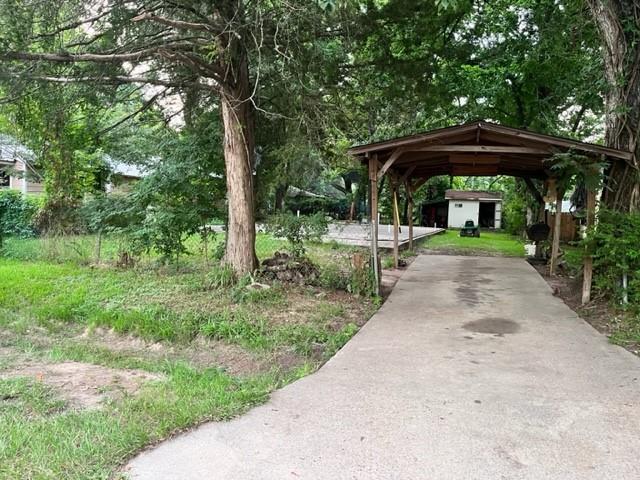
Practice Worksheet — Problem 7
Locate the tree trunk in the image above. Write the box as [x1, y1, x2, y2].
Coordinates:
[220, 50, 258, 275]
[274, 184, 288, 211]
[588, 0, 640, 211]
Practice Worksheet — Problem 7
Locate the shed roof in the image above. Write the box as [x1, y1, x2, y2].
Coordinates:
[445, 190, 502, 201]
[350, 121, 633, 180]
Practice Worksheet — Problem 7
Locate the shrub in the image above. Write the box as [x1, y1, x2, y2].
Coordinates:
[265, 212, 328, 258]
[318, 264, 349, 290]
[0, 190, 39, 239]
[285, 195, 350, 219]
[585, 209, 640, 306]
[502, 194, 527, 236]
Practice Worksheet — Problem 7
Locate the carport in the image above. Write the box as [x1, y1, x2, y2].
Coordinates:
[348, 121, 633, 301]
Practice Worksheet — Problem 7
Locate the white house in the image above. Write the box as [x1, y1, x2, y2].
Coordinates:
[444, 190, 502, 229]
[0, 134, 44, 195]
[1, 135, 145, 196]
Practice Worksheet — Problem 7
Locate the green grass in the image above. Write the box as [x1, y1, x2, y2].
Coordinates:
[0, 364, 277, 480]
[420, 229, 525, 257]
[0, 234, 374, 479]
[0, 232, 286, 268]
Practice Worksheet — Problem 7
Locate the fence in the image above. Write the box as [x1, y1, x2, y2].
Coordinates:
[546, 212, 578, 242]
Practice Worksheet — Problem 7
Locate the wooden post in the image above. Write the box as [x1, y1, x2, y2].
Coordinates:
[549, 181, 563, 276]
[369, 155, 380, 296]
[392, 180, 399, 268]
[405, 180, 414, 251]
[581, 188, 596, 304]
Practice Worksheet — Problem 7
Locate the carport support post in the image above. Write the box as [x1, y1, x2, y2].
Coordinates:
[581, 188, 596, 304]
[549, 181, 563, 276]
[369, 156, 380, 296]
[405, 180, 414, 251]
[392, 179, 400, 269]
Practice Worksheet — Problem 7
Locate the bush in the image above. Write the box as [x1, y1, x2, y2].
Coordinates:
[285, 195, 350, 219]
[502, 194, 527, 236]
[265, 212, 328, 258]
[319, 264, 349, 290]
[0, 190, 39, 239]
[585, 209, 640, 306]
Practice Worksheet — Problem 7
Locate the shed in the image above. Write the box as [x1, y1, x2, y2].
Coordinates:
[444, 190, 502, 229]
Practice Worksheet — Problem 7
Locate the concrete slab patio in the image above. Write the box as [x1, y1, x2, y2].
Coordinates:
[126, 255, 640, 480]
[322, 223, 444, 249]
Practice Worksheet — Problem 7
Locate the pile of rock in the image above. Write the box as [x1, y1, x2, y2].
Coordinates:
[261, 252, 319, 284]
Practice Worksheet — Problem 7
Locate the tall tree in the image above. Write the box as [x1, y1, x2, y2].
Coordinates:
[587, 0, 640, 211]
[0, 0, 336, 273]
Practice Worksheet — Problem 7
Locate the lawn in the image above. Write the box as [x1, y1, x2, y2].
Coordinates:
[419, 229, 525, 257]
[0, 234, 375, 479]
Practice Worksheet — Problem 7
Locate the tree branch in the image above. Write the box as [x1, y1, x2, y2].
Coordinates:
[132, 12, 218, 32]
[0, 72, 216, 91]
[1, 49, 162, 64]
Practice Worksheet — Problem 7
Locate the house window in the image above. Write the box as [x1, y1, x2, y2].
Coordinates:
[0, 171, 9, 188]
[454, 203, 463, 208]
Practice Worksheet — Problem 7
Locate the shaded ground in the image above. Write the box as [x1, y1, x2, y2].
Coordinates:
[126, 255, 640, 480]
[532, 263, 640, 357]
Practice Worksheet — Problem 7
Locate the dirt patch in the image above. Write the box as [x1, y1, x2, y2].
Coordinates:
[463, 317, 520, 335]
[75, 328, 306, 377]
[266, 288, 371, 329]
[2, 361, 162, 409]
[76, 328, 281, 376]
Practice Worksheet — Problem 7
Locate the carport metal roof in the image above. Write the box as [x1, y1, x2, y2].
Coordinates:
[349, 121, 632, 180]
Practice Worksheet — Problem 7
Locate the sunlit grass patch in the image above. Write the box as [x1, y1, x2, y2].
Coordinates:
[420, 229, 525, 257]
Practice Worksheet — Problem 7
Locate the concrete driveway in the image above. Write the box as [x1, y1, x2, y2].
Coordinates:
[126, 255, 640, 480]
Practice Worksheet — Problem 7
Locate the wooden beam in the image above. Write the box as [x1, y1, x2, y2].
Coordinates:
[378, 148, 404, 178]
[581, 188, 596, 304]
[348, 122, 480, 155]
[407, 145, 550, 154]
[549, 182, 563, 276]
[480, 122, 633, 161]
[449, 154, 501, 164]
[411, 176, 430, 192]
[452, 165, 499, 176]
[369, 155, 380, 296]
[400, 165, 416, 183]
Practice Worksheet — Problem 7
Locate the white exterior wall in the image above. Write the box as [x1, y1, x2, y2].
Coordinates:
[448, 200, 479, 228]
[1, 159, 44, 195]
[494, 201, 502, 229]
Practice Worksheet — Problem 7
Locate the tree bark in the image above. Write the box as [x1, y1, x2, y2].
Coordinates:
[274, 184, 288, 211]
[588, 0, 640, 211]
[220, 50, 258, 275]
